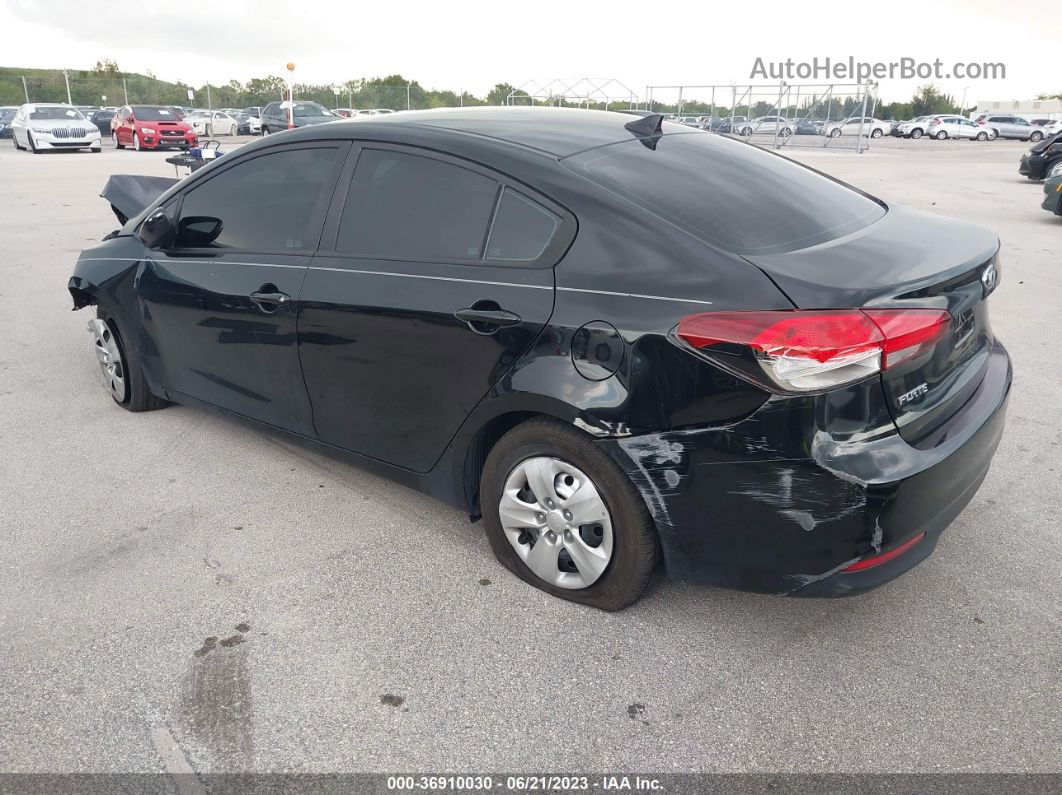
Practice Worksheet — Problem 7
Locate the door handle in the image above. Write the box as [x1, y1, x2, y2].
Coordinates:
[249, 289, 290, 313]
[455, 307, 522, 332]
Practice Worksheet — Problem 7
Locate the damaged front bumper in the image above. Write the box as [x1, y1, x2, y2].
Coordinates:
[597, 340, 1012, 597]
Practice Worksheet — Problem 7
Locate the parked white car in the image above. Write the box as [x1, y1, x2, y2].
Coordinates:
[926, 115, 994, 141]
[824, 116, 890, 138]
[184, 110, 239, 137]
[1031, 119, 1062, 137]
[894, 115, 936, 139]
[10, 103, 101, 153]
[737, 115, 793, 137]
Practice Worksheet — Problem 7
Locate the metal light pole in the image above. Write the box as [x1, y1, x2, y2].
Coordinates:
[63, 69, 72, 105]
[960, 86, 970, 116]
[286, 63, 295, 128]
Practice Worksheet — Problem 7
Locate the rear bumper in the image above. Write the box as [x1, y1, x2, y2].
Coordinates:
[599, 340, 1011, 597]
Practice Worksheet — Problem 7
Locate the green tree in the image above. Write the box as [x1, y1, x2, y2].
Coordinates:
[486, 83, 517, 105]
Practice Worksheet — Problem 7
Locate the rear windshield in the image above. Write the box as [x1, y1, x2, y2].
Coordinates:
[132, 106, 180, 121]
[565, 133, 885, 254]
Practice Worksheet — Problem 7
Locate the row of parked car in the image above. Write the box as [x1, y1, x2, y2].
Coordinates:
[672, 114, 895, 138]
[670, 112, 1061, 143]
[2, 100, 402, 153]
[894, 113, 1059, 141]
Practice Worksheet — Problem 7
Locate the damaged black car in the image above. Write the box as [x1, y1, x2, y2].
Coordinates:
[68, 108, 1011, 610]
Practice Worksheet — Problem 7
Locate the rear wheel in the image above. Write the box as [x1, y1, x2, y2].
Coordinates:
[89, 309, 167, 412]
[480, 418, 658, 611]
[871, 128, 883, 138]
[935, 130, 948, 140]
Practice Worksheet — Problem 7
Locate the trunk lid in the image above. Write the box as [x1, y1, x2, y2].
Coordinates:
[744, 205, 1000, 447]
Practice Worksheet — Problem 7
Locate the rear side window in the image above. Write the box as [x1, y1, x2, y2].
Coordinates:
[178, 146, 341, 250]
[566, 134, 886, 255]
[337, 148, 499, 261]
[486, 188, 559, 261]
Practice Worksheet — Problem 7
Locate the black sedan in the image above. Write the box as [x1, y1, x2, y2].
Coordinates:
[68, 108, 1011, 610]
[0, 106, 15, 139]
[1019, 133, 1062, 180]
[88, 109, 115, 136]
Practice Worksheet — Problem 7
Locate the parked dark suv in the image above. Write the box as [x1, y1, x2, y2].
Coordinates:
[69, 109, 1010, 610]
[260, 101, 338, 135]
[1019, 132, 1062, 180]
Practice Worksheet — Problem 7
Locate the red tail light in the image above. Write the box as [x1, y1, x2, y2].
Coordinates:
[676, 309, 950, 393]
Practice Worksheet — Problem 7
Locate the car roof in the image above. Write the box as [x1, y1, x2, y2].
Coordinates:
[330, 106, 682, 157]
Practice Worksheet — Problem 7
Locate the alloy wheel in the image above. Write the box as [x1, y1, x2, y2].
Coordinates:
[87, 318, 127, 403]
[499, 456, 614, 590]
[133, 133, 141, 151]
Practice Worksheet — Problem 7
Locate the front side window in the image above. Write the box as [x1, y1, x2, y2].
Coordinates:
[336, 148, 499, 261]
[177, 147, 341, 250]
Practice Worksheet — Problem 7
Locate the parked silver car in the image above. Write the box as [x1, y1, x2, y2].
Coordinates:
[737, 115, 793, 137]
[10, 103, 101, 153]
[974, 113, 1046, 142]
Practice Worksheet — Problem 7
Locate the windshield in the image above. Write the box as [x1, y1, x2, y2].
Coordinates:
[131, 106, 180, 121]
[0, 109, 15, 123]
[30, 106, 85, 121]
[566, 133, 886, 255]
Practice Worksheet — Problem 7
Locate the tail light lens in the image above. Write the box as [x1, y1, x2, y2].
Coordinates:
[676, 309, 950, 393]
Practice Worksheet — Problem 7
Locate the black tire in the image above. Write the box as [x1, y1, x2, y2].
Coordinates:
[830, 128, 842, 138]
[871, 128, 883, 138]
[976, 131, 988, 141]
[935, 130, 948, 140]
[13, 132, 23, 150]
[480, 417, 658, 611]
[1030, 131, 1044, 142]
[911, 128, 923, 139]
[28, 133, 39, 153]
[95, 307, 168, 412]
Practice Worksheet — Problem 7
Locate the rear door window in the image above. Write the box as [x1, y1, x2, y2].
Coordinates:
[336, 148, 499, 261]
[565, 133, 885, 255]
[485, 188, 560, 261]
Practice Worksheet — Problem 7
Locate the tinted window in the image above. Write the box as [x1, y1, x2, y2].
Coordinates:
[486, 188, 559, 261]
[178, 147, 340, 250]
[337, 149, 498, 260]
[567, 133, 885, 255]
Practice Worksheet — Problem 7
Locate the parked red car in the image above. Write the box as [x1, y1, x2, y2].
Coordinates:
[112, 105, 197, 151]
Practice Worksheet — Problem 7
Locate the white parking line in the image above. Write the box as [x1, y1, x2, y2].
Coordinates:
[150, 727, 206, 795]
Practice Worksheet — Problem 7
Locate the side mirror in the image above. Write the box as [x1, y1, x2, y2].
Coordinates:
[176, 216, 224, 248]
[138, 211, 176, 249]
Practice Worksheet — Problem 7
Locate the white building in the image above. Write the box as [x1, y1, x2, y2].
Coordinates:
[973, 98, 1061, 121]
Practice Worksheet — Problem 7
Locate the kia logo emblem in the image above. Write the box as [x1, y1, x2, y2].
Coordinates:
[982, 262, 998, 294]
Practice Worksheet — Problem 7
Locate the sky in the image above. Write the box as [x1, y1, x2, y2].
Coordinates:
[1, 0, 1057, 105]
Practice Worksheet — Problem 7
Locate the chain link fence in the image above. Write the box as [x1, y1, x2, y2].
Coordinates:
[0, 74, 484, 112]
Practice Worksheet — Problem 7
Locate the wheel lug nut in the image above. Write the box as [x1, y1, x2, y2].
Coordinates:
[563, 510, 572, 521]
[545, 498, 554, 508]
[536, 512, 545, 522]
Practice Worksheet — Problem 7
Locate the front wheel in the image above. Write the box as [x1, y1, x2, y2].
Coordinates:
[113, 131, 124, 149]
[480, 418, 658, 611]
[911, 128, 923, 139]
[28, 133, 39, 153]
[89, 309, 167, 412]
[1030, 131, 1044, 142]
[976, 131, 989, 141]
[13, 132, 23, 150]
[829, 128, 842, 138]
[133, 132, 142, 151]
